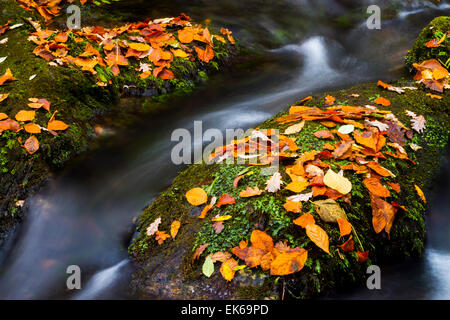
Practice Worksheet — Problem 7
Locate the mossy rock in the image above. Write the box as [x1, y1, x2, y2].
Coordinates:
[405, 16, 450, 73]
[128, 79, 449, 299]
[0, 0, 237, 244]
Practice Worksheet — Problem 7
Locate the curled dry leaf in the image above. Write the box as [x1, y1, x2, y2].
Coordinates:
[146, 217, 161, 236]
[313, 199, 347, 223]
[186, 187, 208, 206]
[265, 172, 282, 193]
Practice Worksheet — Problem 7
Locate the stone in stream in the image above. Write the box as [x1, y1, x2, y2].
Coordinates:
[128, 17, 450, 299]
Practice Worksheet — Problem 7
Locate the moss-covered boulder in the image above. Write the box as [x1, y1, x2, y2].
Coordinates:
[0, 0, 236, 244]
[405, 16, 450, 73]
[128, 78, 449, 299]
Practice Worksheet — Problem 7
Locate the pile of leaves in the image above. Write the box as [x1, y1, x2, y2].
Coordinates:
[144, 85, 429, 283]
[0, 23, 69, 156]
[15, 0, 111, 21]
[26, 14, 235, 86]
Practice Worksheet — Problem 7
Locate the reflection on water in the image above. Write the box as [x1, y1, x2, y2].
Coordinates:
[0, 0, 448, 299]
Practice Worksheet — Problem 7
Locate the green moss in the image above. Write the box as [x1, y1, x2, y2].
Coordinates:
[405, 16, 450, 72]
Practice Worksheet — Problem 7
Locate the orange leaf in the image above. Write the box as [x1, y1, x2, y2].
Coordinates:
[24, 123, 41, 134]
[47, 120, 69, 131]
[186, 187, 208, 206]
[283, 200, 302, 213]
[363, 177, 391, 198]
[338, 235, 354, 252]
[250, 230, 273, 252]
[0, 93, 9, 103]
[128, 42, 151, 51]
[192, 243, 209, 261]
[178, 29, 194, 43]
[195, 45, 214, 63]
[24, 135, 39, 155]
[233, 174, 244, 189]
[387, 182, 401, 193]
[0, 112, 8, 120]
[239, 186, 263, 198]
[170, 220, 181, 238]
[314, 130, 334, 139]
[15, 110, 35, 122]
[415, 184, 426, 203]
[370, 194, 397, 235]
[155, 230, 170, 245]
[377, 80, 390, 89]
[367, 161, 393, 177]
[220, 258, 238, 281]
[0, 68, 17, 86]
[325, 95, 335, 105]
[356, 251, 369, 264]
[293, 212, 315, 228]
[199, 204, 212, 219]
[336, 218, 352, 238]
[285, 180, 309, 193]
[306, 224, 330, 254]
[216, 193, 236, 207]
[270, 249, 308, 276]
[374, 97, 390, 106]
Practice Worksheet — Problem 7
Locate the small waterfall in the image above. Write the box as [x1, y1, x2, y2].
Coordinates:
[74, 260, 128, 300]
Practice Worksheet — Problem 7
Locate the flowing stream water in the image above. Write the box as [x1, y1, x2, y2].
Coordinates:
[0, 0, 448, 299]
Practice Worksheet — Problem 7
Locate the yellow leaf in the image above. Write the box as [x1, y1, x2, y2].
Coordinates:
[323, 169, 352, 195]
[414, 184, 426, 203]
[211, 215, 232, 222]
[285, 179, 309, 193]
[170, 220, 181, 239]
[185, 187, 207, 206]
[15, 110, 35, 122]
[128, 42, 151, 51]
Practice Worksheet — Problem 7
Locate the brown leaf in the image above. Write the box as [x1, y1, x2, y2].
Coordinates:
[212, 221, 224, 234]
[363, 177, 391, 198]
[338, 235, 354, 252]
[216, 193, 236, 207]
[24, 135, 39, 154]
[192, 243, 209, 261]
[314, 130, 335, 139]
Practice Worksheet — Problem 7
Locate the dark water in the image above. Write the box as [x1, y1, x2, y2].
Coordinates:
[0, 0, 448, 299]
